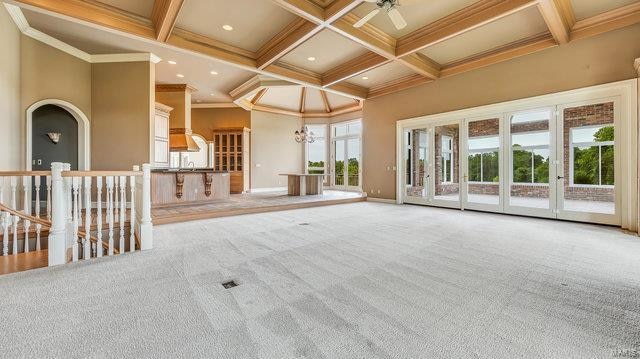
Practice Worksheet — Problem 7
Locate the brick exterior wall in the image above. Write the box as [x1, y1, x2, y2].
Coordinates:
[563, 102, 614, 202]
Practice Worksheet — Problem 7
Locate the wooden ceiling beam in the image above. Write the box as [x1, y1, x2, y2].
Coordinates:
[151, 0, 184, 42]
[320, 91, 331, 113]
[570, 1, 640, 41]
[396, 0, 538, 57]
[256, 19, 320, 69]
[397, 53, 441, 80]
[250, 88, 268, 105]
[299, 87, 307, 113]
[368, 74, 431, 99]
[329, 14, 396, 58]
[322, 52, 390, 87]
[537, 0, 572, 44]
[271, 0, 324, 24]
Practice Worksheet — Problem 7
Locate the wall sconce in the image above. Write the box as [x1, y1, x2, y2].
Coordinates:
[47, 132, 61, 144]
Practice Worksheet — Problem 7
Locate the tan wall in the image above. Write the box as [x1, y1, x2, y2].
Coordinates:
[363, 23, 640, 200]
[0, 6, 21, 170]
[91, 61, 154, 170]
[191, 107, 250, 141]
[20, 35, 92, 169]
[250, 111, 303, 189]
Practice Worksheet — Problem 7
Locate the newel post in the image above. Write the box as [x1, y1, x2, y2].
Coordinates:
[139, 163, 153, 250]
[48, 162, 66, 266]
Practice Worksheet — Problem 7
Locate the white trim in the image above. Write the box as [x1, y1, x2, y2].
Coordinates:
[367, 197, 396, 204]
[26, 99, 91, 171]
[248, 187, 287, 193]
[4, 4, 161, 64]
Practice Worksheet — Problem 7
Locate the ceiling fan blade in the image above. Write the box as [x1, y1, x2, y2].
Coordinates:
[387, 7, 407, 30]
[354, 8, 380, 28]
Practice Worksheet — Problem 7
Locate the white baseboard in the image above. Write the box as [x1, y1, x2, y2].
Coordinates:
[248, 187, 287, 193]
[366, 197, 397, 204]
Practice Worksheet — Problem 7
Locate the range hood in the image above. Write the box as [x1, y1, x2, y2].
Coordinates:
[169, 128, 200, 152]
[155, 84, 200, 152]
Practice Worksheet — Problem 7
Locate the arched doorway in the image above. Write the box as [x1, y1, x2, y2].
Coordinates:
[26, 99, 90, 170]
[32, 105, 78, 170]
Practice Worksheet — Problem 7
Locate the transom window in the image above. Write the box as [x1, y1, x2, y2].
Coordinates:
[570, 125, 614, 186]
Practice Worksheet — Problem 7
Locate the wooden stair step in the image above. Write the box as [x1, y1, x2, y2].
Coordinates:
[0, 250, 48, 275]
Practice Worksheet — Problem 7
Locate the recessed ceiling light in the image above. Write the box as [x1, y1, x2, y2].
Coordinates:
[210, 93, 215, 96]
[168, 60, 177, 65]
[307, 56, 316, 61]
[362, 76, 369, 80]
[222, 24, 233, 31]
[176, 74, 185, 78]
[210, 70, 219, 75]
[196, 100, 202, 103]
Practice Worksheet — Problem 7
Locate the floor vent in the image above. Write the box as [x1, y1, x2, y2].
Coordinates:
[299, 223, 310, 226]
[222, 280, 239, 289]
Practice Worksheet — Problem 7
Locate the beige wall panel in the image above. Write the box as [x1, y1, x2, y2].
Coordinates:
[363, 24, 640, 200]
[0, 7, 21, 170]
[91, 61, 153, 170]
[191, 107, 251, 141]
[250, 111, 303, 189]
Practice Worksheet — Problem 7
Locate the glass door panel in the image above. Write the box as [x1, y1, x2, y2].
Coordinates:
[557, 101, 618, 224]
[403, 128, 429, 203]
[433, 123, 460, 207]
[506, 109, 555, 217]
[333, 139, 345, 187]
[465, 118, 501, 210]
[347, 138, 361, 188]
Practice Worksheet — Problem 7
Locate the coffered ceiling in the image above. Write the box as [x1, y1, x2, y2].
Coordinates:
[5, 0, 640, 103]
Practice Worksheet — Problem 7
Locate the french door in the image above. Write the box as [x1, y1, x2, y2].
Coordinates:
[331, 138, 361, 191]
[401, 99, 621, 226]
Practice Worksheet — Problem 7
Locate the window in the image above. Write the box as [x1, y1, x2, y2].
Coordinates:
[468, 136, 499, 183]
[511, 131, 550, 184]
[405, 131, 412, 186]
[570, 125, 614, 186]
[441, 136, 453, 183]
[306, 125, 327, 175]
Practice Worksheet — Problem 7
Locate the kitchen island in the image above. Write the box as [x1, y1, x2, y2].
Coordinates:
[151, 169, 230, 207]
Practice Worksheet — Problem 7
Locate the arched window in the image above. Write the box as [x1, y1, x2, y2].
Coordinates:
[189, 134, 209, 168]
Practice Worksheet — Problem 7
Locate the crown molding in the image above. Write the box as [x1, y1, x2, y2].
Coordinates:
[191, 103, 239, 109]
[5, 3, 161, 64]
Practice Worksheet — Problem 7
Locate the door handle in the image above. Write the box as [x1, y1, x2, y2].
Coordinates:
[557, 176, 564, 180]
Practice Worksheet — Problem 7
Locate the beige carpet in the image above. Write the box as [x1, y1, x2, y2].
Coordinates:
[1, 202, 639, 358]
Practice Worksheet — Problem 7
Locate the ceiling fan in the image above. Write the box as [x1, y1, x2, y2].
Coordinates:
[355, 0, 417, 30]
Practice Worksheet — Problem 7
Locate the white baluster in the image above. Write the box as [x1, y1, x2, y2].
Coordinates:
[48, 163, 68, 266]
[96, 177, 103, 258]
[139, 164, 153, 250]
[10, 176, 18, 254]
[119, 176, 126, 253]
[83, 176, 91, 259]
[106, 176, 114, 256]
[114, 178, 119, 226]
[129, 171, 136, 252]
[34, 176, 42, 251]
[22, 176, 31, 253]
[46, 175, 52, 221]
[0, 178, 7, 256]
[63, 163, 72, 260]
[71, 177, 80, 262]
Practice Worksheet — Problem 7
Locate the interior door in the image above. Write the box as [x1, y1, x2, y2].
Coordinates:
[555, 99, 620, 225]
[463, 116, 503, 212]
[504, 108, 557, 218]
[403, 127, 430, 204]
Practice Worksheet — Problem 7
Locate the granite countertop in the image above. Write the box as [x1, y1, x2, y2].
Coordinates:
[152, 168, 228, 174]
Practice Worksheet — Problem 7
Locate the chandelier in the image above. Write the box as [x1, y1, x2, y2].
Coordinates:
[294, 126, 316, 143]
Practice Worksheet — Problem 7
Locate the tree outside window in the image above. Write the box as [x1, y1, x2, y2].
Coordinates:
[571, 125, 614, 186]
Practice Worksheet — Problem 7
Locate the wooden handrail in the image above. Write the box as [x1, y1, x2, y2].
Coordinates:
[0, 171, 51, 176]
[61, 171, 142, 177]
[0, 203, 119, 254]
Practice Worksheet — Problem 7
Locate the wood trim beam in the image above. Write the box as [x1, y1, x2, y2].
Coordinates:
[271, 0, 324, 23]
[396, 0, 538, 57]
[299, 87, 307, 113]
[570, 2, 640, 41]
[256, 19, 320, 69]
[320, 91, 331, 113]
[367, 74, 431, 99]
[322, 52, 390, 87]
[537, 0, 571, 44]
[151, 0, 184, 42]
[251, 88, 268, 105]
[329, 14, 396, 57]
[397, 53, 441, 80]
